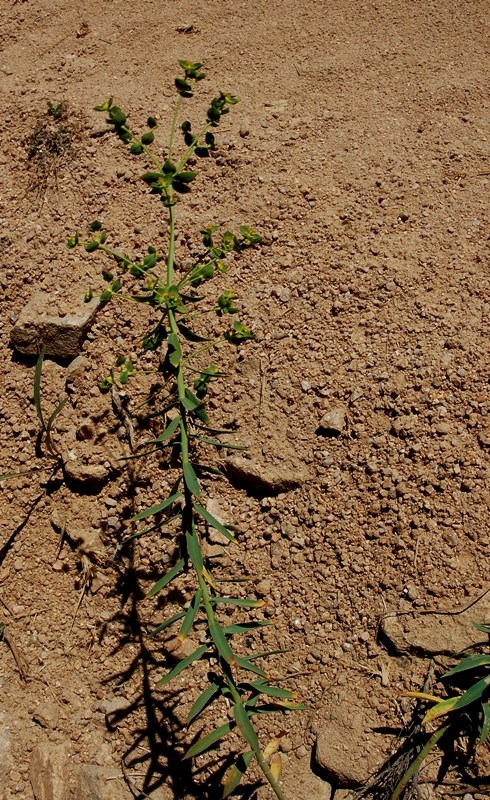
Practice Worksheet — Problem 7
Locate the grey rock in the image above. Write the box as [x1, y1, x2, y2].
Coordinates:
[11, 292, 101, 359]
[99, 697, 131, 730]
[74, 765, 132, 800]
[66, 355, 90, 388]
[313, 693, 386, 787]
[30, 742, 70, 800]
[62, 449, 109, 488]
[317, 405, 348, 437]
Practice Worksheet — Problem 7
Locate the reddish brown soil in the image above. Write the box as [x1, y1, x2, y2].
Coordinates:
[0, 2, 488, 799]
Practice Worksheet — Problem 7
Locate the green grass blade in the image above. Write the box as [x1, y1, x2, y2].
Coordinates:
[192, 435, 247, 451]
[234, 698, 260, 753]
[194, 503, 237, 543]
[186, 525, 204, 574]
[178, 589, 202, 641]
[183, 461, 200, 497]
[183, 721, 234, 759]
[443, 654, 490, 677]
[34, 350, 46, 429]
[187, 681, 221, 724]
[157, 644, 209, 686]
[149, 609, 187, 637]
[223, 751, 254, 798]
[208, 615, 236, 666]
[235, 656, 267, 678]
[247, 681, 295, 700]
[212, 597, 266, 609]
[471, 621, 490, 634]
[156, 415, 181, 442]
[390, 724, 449, 800]
[222, 621, 272, 635]
[130, 491, 181, 521]
[45, 395, 68, 456]
[479, 701, 490, 745]
[146, 558, 185, 598]
[0, 470, 35, 481]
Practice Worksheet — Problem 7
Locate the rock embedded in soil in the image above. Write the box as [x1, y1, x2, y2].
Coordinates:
[0, 713, 14, 790]
[313, 691, 387, 787]
[61, 447, 110, 488]
[10, 292, 101, 359]
[282, 754, 333, 800]
[317, 405, 348, 437]
[224, 453, 310, 495]
[380, 594, 490, 656]
[30, 742, 70, 800]
[74, 765, 133, 800]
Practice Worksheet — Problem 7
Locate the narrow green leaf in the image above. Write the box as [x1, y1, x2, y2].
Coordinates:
[223, 751, 254, 798]
[183, 721, 234, 759]
[194, 503, 236, 543]
[234, 699, 260, 753]
[479, 701, 490, 745]
[471, 621, 490, 634]
[186, 525, 203, 573]
[187, 681, 221, 724]
[235, 656, 267, 678]
[247, 680, 295, 700]
[178, 589, 202, 641]
[156, 415, 181, 442]
[45, 395, 68, 456]
[130, 492, 182, 521]
[212, 597, 267, 609]
[222, 621, 272, 635]
[193, 435, 247, 451]
[208, 616, 236, 666]
[150, 609, 186, 637]
[157, 644, 209, 686]
[168, 332, 182, 367]
[183, 461, 200, 498]
[443, 655, 490, 677]
[146, 558, 185, 598]
[177, 322, 208, 342]
[449, 675, 490, 711]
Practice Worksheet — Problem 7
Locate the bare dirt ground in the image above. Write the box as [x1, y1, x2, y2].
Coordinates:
[0, 2, 489, 799]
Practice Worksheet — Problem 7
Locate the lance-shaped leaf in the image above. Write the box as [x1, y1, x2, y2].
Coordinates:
[194, 503, 236, 544]
[222, 620, 272, 635]
[178, 321, 208, 342]
[223, 751, 254, 798]
[193, 435, 247, 451]
[146, 558, 185, 599]
[156, 415, 181, 442]
[150, 609, 186, 637]
[480, 701, 490, 745]
[184, 721, 235, 759]
[234, 699, 260, 754]
[157, 644, 209, 686]
[130, 491, 181, 521]
[247, 680, 296, 700]
[167, 332, 182, 367]
[178, 589, 202, 642]
[187, 681, 221, 724]
[208, 615, 236, 667]
[471, 621, 490, 634]
[235, 656, 267, 679]
[424, 675, 490, 723]
[183, 461, 200, 498]
[443, 654, 490, 678]
[212, 597, 266, 609]
[186, 525, 204, 573]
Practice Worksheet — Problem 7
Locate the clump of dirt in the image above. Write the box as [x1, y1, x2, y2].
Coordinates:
[24, 101, 81, 197]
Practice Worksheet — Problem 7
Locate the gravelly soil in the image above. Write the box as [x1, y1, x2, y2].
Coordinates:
[0, 2, 488, 799]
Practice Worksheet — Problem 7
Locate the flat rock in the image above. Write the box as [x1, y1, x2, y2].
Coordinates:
[224, 453, 309, 495]
[313, 692, 387, 787]
[30, 742, 70, 800]
[317, 405, 348, 436]
[74, 765, 133, 800]
[62, 447, 110, 488]
[11, 292, 101, 359]
[32, 701, 60, 730]
[380, 595, 490, 656]
[0, 713, 14, 790]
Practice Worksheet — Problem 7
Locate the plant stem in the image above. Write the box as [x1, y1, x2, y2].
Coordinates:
[168, 96, 183, 163]
[390, 724, 449, 800]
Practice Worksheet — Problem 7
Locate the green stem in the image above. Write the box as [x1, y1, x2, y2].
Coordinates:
[175, 121, 213, 173]
[390, 724, 449, 800]
[167, 203, 176, 285]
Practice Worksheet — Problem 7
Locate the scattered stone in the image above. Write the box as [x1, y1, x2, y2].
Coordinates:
[74, 765, 133, 800]
[313, 692, 387, 787]
[30, 742, 70, 800]
[164, 635, 199, 661]
[205, 498, 232, 545]
[255, 579, 271, 596]
[10, 292, 101, 359]
[32, 701, 60, 730]
[62, 449, 109, 488]
[224, 454, 309, 495]
[381, 595, 490, 656]
[317, 405, 348, 437]
[99, 697, 131, 730]
[65, 355, 89, 388]
[282, 753, 331, 800]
